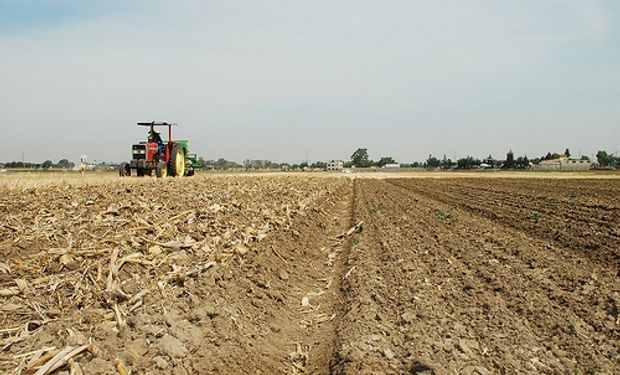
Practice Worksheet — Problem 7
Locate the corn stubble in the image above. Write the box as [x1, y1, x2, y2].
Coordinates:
[0, 175, 342, 374]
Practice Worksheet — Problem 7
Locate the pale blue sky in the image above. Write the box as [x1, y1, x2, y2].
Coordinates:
[1, 0, 619, 164]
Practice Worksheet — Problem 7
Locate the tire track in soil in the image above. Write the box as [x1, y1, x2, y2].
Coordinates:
[299, 177, 357, 374]
[187, 177, 357, 375]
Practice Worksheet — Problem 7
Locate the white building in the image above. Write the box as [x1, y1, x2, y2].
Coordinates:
[326, 160, 344, 171]
[533, 158, 593, 171]
[382, 163, 400, 169]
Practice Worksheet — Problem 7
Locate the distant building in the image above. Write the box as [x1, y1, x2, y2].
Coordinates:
[326, 160, 344, 171]
[533, 158, 592, 171]
[382, 164, 400, 169]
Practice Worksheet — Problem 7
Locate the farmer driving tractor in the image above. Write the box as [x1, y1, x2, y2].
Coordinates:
[148, 126, 164, 159]
[119, 121, 197, 178]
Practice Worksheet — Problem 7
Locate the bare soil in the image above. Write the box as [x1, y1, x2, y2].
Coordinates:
[332, 178, 619, 374]
[1, 175, 618, 374]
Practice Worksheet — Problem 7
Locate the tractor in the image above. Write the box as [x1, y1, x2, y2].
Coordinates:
[119, 121, 198, 178]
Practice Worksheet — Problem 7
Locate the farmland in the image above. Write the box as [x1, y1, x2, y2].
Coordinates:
[1, 173, 619, 374]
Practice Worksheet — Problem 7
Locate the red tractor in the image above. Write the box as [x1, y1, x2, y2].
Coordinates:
[119, 121, 197, 178]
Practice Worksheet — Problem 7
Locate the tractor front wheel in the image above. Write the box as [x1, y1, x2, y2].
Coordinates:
[156, 161, 168, 178]
[119, 162, 130, 177]
[168, 144, 185, 177]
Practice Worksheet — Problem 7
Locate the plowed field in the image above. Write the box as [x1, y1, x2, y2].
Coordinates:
[1, 174, 618, 374]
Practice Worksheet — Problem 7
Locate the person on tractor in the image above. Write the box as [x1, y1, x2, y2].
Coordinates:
[148, 127, 164, 159]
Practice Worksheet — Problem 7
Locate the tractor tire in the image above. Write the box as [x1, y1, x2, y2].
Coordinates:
[156, 161, 167, 178]
[137, 168, 145, 177]
[168, 144, 186, 177]
[119, 162, 130, 177]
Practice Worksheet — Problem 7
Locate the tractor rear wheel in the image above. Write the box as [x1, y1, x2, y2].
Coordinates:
[137, 168, 145, 177]
[119, 162, 130, 177]
[156, 161, 167, 178]
[168, 144, 185, 177]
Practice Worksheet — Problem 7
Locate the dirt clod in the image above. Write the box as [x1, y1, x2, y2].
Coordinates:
[157, 334, 189, 358]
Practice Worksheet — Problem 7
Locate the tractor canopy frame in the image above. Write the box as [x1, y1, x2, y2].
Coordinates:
[137, 121, 177, 143]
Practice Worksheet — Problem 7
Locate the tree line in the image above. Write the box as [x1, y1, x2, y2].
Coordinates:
[2, 148, 618, 171]
[347, 147, 619, 170]
[0, 159, 75, 170]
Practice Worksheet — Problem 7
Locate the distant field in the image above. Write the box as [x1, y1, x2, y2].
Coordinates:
[353, 168, 620, 179]
[1, 168, 618, 188]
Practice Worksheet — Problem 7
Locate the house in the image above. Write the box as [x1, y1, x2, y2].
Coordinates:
[382, 164, 400, 169]
[533, 158, 592, 171]
[326, 160, 344, 171]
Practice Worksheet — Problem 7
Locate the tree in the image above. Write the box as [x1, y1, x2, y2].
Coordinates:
[195, 157, 206, 169]
[456, 156, 481, 169]
[596, 150, 615, 167]
[310, 161, 327, 169]
[580, 155, 590, 161]
[514, 155, 530, 169]
[425, 154, 441, 169]
[541, 152, 561, 161]
[211, 158, 241, 170]
[376, 156, 396, 167]
[351, 148, 370, 168]
[57, 159, 71, 168]
[503, 150, 515, 169]
[483, 154, 496, 168]
[441, 155, 455, 170]
[596, 150, 607, 166]
[42, 160, 53, 169]
[564, 148, 571, 158]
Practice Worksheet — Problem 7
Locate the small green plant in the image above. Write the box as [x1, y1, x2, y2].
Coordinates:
[533, 211, 541, 223]
[434, 206, 457, 225]
[369, 203, 386, 214]
[352, 238, 359, 246]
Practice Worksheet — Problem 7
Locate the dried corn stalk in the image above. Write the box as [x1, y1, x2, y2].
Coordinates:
[0, 175, 347, 373]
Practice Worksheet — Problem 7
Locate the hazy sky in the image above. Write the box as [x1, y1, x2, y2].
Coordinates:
[1, 0, 619, 164]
